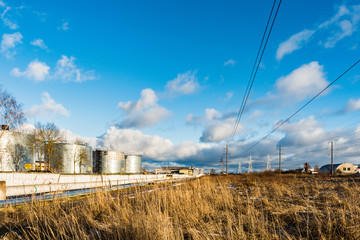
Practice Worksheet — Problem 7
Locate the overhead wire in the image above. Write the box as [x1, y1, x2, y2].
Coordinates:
[243, 58, 360, 154]
[228, 0, 282, 148]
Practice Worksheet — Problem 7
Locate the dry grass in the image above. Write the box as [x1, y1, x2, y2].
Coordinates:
[1, 174, 360, 239]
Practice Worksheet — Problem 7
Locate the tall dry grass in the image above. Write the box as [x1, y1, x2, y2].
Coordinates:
[1, 174, 360, 239]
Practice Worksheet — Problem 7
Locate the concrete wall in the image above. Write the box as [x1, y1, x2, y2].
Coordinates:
[0, 173, 197, 197]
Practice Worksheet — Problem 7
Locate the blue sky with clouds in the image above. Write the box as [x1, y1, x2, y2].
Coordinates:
[1, 0, 360, 172]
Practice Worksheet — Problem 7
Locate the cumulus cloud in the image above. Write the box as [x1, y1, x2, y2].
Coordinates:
[1, 32, 22, 58]
[117, 89, 171, 128]
[30, 38, 48, 49]
[186, 108, 239, 143]
[185, 108, 222, 126]
[224, 59, 237, 66]
[276, 29, 315, 60]
[54, 55, 95, 82]
[344, 98, 360, 112]
[165, 70, 200, 97]
[0, 1, 19, 29]
[275, 61, 329, 101]
[200, 117, 237, 143]
[26, 92, 70, 118]
[11, 60, 50, 81]
[118, 88, 157, 114]
[277, 116, 326, 147]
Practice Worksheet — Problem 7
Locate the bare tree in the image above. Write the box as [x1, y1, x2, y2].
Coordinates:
[73, 138, 90, 174]
[8, 143, 27, 172]
[0, 87, 26, 138]
[27, 122, 64, 171]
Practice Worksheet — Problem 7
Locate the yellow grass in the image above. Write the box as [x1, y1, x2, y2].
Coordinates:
[1, 173, 360, 239]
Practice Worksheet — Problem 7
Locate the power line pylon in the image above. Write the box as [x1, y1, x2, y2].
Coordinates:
[220, 158, 224, 174]
[266, 154, 271, 171]
[223, 145, 230, 175]
[248, 154, 253, 173]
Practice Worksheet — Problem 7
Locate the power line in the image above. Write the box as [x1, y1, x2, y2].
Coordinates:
[228, 0, 282, 147]
[244, 58, 360, 154]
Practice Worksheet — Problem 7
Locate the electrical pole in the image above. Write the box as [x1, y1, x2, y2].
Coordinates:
[278, 145, 281, 174]
[223, 145, 229, 175]
[330, 139, 334, 176]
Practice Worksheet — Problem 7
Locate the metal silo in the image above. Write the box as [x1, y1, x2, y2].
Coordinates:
[125, 154, 142, 173]
[53, 143, 93, 174]
[0, 130, 35, 171]
[93, 150, 125, 174]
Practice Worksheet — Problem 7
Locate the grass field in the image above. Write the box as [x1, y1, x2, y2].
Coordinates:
[1, 173, 360, 239]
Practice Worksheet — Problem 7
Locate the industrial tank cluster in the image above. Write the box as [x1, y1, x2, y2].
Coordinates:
[0, 130, 142, 174]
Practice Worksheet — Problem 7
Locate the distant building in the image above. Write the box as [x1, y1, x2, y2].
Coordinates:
[320, 163, 358, 175]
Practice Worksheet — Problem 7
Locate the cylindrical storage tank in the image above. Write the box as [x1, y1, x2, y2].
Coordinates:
[125, 155, 142, 173]
[0, 131, 35, 171]
[53, 143, 93, 174]
[93, 150, 125, 174]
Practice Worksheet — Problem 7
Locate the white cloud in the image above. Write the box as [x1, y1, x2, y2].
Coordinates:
[26, 92, 70, 118]
[200, 117, 237, 143]
[276, 29, 315, 60]
[225, 92, 233, 101]
[275, 61, 329, 101]
[1, 32, 22, 58]
[58, 21, 69, 31]
[224, 59, 237, 66]
[165, 70, 200, 96]
[54, 55, 95, 82]
[117, 89, 171, 128]
[30, 38, 48, 49]
[11, 60, 50, 81]
[186, 108, 238, 143]
[278, 116, 326, 147]
[344, 98, 360, 112]
[323, 20, 354, 48]
[276, 4, 360, 59]
[118, 88, 157, 114]
[319, 5, 350, 29]
[0, 2, 19, 29]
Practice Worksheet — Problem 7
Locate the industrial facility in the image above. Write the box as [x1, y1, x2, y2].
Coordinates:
[0, 127, 142, 174]
[0, 130, 35, 172]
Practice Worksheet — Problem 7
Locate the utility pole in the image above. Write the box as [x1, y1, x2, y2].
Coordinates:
[330, 139, 334, 176]
[248, 154, 253, 173]
[223, 145, 229, 175]
[278, 145, 281, 174]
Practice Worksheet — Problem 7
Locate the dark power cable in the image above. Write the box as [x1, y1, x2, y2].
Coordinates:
[244, 58, 360, 154]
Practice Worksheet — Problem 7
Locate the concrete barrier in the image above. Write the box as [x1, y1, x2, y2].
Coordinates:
[0, 173, 198, 198]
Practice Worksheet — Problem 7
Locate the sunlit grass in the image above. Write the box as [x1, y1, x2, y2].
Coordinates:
[0, 173, 360, 239]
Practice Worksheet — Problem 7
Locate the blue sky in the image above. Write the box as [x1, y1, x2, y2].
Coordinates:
[1, 0, 360, 172]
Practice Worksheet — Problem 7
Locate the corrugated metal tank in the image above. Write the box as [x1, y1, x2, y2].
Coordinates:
[93, 150, 125, 174]
[0, 130, 35, 171]
[53, 143, 93, 174]
[125, 155, 142, 173]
